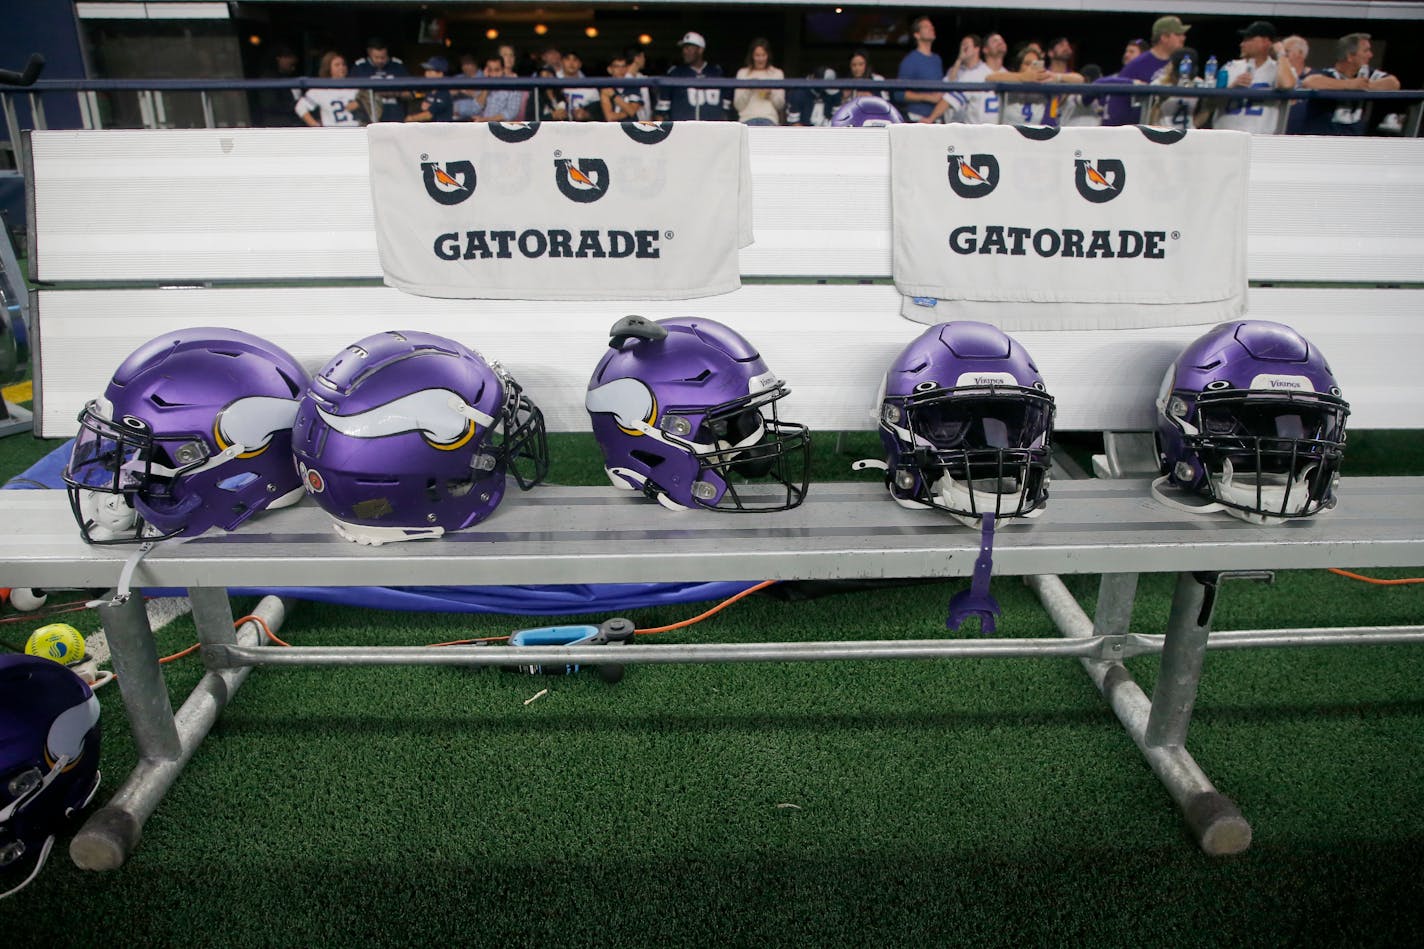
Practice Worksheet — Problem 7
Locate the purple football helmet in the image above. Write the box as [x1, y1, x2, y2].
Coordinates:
[585, 316, 810, 511]
[0, 655, 101, 901]
[1156, 320, 1349, 522]
[292, 331, 549, 545]
[868, 322, 1054, 525]
[63, 328, 309, 544]
[831, 95, 905, 126]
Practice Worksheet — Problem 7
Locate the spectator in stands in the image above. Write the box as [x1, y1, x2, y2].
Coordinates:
[845, 49, 885, 99]
[1281, 35, 1312, 134]
[296, 52, 362, 127]
[1044, 36, 1077, 125]
[535, 46, 564, 118]
[550, 50, 599, 121]
[451, 54, 484, 121]
[1059, 63, 1105, 125]
[1211, 21, 1296, 135]
[350, 37, 409, 123]
[999, 45, 1082, 126]
[600, 54, 644, 122]
[924, 34, 996, 124]
[459, 54, 523, 122]
[253, 45, 303, 127]
[1122, 38, 1148, 66]
[498, 44, 519, 76]
[624, 46, 652, 120]
[734, 38, 786, 126]
[656, 32, 731, 121]
[405, 56, 453, 123]
[1301, 33, 1400, 135]
[896, 16, 945, 122]
[983, 33, 1008, 72]
[1104, 15, 1189, 125]
[1148, 47, 1211, 130]
[785, 66, 841, 126]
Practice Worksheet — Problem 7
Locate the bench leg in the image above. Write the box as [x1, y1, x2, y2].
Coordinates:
[70, 592, 289, 871]
[1028, 573, 1252, 856]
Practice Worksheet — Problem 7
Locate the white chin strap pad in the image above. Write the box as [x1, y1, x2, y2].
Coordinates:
[78, 490, 138, 541]
[1212, 459, 1316, 524]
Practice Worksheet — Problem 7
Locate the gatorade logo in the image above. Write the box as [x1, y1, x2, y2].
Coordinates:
[555, 157, 610, 203]
[421, 159, 476, 206]
[948, 153, 1000, 199]
[1074, 158, 1126, 203]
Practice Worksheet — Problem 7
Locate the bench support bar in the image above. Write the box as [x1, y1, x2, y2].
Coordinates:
[69, 594, 290, 871]
[1028, 572, 1252, 856]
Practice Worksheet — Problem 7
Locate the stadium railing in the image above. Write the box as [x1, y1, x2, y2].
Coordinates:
[1, 124, 1421, 872]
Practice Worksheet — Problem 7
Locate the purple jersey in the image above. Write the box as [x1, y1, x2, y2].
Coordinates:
[1102, 50, 1170, 125]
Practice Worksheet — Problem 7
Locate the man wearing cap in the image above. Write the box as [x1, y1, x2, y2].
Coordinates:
[351, 37, 410, 123]
[405, 56, 453, 122]
[1211, 21, 1296, 134]
[1103, 15, 1189, 125]
[1301, 33, 1401, 135]
[656, 32, 730, 121]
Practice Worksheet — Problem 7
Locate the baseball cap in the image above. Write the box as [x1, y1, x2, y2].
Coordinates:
[679, 32, 707, 49]
[1151, 16, 1191, 38]
[420, 55, 448, 72]
[1238, 20, 1277, 40]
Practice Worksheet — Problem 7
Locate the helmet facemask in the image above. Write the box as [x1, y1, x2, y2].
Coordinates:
[64, 400, 211, 544]
[683, 384, 810, 511]
[1173, 388, 1348, 522]
[885, 384, 1054, 527]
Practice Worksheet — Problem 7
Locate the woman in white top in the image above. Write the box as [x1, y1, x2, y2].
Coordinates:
[845, 49, 886, 99]
[734, 38, 786, 126]
[296, 52, 363, 127]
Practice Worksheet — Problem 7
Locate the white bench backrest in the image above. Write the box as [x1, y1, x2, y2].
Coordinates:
[25, 128, 1424, 438]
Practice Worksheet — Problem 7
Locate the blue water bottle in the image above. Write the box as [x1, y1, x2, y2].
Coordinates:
[1215, 58, 1230, 89]
[1178, 52, 1194, 85]
[1203, 55, 1218, 87]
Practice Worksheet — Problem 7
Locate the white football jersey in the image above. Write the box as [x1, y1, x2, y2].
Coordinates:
[1213, 58, 1285, 134]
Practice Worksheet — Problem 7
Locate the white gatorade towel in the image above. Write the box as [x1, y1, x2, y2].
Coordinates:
[368, 121, 752, 300]
[888, 124, 1249, 330]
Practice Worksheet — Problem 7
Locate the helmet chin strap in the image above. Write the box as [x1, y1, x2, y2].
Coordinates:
[1151, 460, 1321, 525]
[931, 474, 1042, 529]
[1212, 457, 1316, 521]
[0, 834, 54, 901]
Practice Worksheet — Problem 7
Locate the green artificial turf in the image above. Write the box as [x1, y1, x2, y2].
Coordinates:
[3, 314, 1423, 944]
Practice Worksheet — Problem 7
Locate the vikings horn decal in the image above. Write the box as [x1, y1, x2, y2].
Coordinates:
[46, 695, 100, 766]
[585, 377, 657, 435]
[315, 388, 498, 446]
[214, 396, 302, 458]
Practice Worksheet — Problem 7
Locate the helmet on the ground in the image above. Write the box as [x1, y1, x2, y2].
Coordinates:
[0, 655, 102, 900]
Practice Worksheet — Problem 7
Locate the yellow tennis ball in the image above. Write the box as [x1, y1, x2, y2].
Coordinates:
[25, 623, 87, 666]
